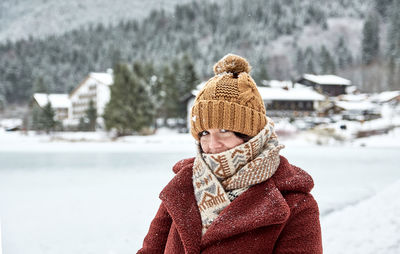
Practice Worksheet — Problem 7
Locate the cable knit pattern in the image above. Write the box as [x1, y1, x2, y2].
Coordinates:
[190, 54, 267, 140]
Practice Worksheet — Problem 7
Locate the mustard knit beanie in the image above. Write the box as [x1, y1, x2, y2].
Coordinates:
[190, 54, 267, 141]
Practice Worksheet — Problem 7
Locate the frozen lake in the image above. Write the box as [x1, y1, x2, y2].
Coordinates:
[0, 143, 399, 253]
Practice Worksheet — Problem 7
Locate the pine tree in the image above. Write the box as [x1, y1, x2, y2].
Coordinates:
[33, 76, 49, 93]
[387, 0, 400, 89]
[42, 102, 56, 133]
[362, 11, 380, 65]
[86, 99, 97, 131]
[178, 54, 199, 119]
[103, 63, 155, 136]
[374, 0, 394, 21]
[335, 37, 353, 70]
[296, 49, 305, 76]
[32, 101, 56, 133]
[304, 47, 315, 74]
[253, 58, 269, 86]
[319, 45, 336, 74]
[31, 104, 43, 130]
[160, 64, 179, 121]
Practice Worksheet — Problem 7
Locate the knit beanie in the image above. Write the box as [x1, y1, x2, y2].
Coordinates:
[190, 54, 267, 141]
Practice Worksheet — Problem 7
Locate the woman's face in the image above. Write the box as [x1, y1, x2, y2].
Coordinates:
[199, 129, 244, 154]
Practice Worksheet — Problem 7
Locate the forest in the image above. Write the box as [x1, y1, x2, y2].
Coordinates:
[0, 0, 399, 109]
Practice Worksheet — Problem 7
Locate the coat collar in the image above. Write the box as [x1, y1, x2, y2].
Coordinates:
[160, 158, 290, 252]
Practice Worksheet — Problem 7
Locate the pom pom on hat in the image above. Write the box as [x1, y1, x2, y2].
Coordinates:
[213, 53, 251, 75]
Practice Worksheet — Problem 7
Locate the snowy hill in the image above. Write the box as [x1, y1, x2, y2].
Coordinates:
[1, 0, 397, 107]
[0, 0, 194, 42]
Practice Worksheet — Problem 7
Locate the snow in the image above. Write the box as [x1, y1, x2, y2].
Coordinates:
[258, 86, 325, 101]
[322, 179, 400, 254]
[0, 0, 194, 42]
[303, 74, 352, 86]
[33, 93, 70, 108]
[90, 72, 113, 86]
[0, 128, 399, 253]
[335, 100, 377, 111]
[337, 93, 369, 102]
[0, 118, 22, 130]
[369, 90, 400, 103]
[266, 80, 293, 88]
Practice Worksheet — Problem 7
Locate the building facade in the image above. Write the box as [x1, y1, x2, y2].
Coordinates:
[297, 74, 352, 97]
[68, 71, 113, 127]
[32, 93, 70, 121]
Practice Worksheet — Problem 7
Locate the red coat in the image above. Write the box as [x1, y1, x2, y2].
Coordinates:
[137, 156, 322, 254]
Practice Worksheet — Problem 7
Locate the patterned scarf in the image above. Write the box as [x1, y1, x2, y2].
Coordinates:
[192, 117, 284, 235]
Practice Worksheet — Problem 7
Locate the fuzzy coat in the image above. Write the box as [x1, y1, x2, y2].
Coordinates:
[137, 156, 322, 254]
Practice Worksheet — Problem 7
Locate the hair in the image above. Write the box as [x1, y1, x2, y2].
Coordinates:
[233, 132, 252, 142]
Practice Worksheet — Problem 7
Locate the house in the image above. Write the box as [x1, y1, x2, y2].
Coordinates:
[297, 74, 352, 96]
[257, 84, 326, 117]
[32, 93, 70, 121]
[334, 101, 380, 121]
[68, 70, 113, 127]
[369, 90, 400, 105]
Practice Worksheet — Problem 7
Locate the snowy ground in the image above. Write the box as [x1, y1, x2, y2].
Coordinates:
[0, 128, 400, 253]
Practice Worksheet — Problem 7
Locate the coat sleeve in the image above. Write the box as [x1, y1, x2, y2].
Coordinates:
[137, 203, 172, 254]
[273, 193, 323, 254]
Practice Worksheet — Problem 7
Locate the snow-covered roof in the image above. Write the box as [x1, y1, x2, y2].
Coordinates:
[264, 80, 293, 88]
[370, 91, 400, 103]
[337, 93, 369, 102]
[33, 93, 70, 108]
[335, 101, 377, 111]
[70, 71, 113, 97]
[302, 74, 352, 86]
[90, 72, 113, 86]
[258, 87, 325, 101]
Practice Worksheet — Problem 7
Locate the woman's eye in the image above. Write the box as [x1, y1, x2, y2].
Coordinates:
[200, 131, 209, 136]
[220, 129, 228, 133]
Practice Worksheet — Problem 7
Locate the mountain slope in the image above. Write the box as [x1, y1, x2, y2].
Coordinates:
[1, 0, 397, 106]
[0, 0, 194, 42]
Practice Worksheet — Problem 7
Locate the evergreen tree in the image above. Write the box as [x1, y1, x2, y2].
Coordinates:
[31, 104, 43, 130]
[296, 48, 305, 76]
[304, 47, 315, 74]
[86, 99, 97, 131]
[0, 84, 5, 112]
[157, 55, 199, 127]
[160, 64, 179, 121]
[42, 102, 56, 133]
[319, 45, 336, 74]
[178, 54, 199, 119]
[253, 58, 269, 86]
[374, 0, 394, 20]
[362, 11, 380, 65]
[103, 63, 155, 136]
[387, 0, 400, 89]
[32, 101, 56, 133]
[335, 37, 353, 70]
[33, 76, 49, 93]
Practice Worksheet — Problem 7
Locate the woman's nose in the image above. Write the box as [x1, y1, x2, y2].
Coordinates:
[209, 134, 223, 151]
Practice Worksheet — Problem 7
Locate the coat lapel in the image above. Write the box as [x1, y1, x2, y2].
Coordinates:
[159, 166, 202, 253]
[201, 179, 290, 247]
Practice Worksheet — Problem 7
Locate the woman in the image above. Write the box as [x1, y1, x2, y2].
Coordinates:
[138, 54, 322, 253]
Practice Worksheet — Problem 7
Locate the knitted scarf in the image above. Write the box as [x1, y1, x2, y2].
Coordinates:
[192, 118, 284, 235]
